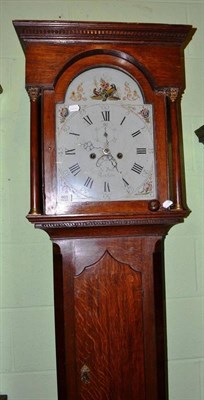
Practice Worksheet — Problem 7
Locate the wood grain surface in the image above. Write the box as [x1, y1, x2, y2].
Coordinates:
[74, 251, 145, 399]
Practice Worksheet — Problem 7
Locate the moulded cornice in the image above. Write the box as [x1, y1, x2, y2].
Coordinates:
[13, 20, 195, 52]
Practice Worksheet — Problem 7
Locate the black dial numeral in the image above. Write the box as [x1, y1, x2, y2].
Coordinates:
[104, 182, 111, 192]
[120, 116, 126, 126]
[102, 111, 110, 121]
[69, 163, 81, 176]
[131, 163, 143, 174]
[83, 115, 93, 125]
[69, 132, 80, 136]
[136, 148, 147, 154]
[132, 129, 141, 138]
[122, 178, 129, 186]
[84, 177, 94, 189]
[65, 148, 76, 155]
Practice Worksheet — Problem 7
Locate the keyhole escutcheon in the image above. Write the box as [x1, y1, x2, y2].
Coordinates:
[81, 364, 91, 384]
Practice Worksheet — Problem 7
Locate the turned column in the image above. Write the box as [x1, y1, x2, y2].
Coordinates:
[27, 87, 42, 215]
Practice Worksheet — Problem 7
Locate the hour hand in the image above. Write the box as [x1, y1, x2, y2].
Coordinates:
[108, 154, 118, 170]
[96, 149, 119, 172]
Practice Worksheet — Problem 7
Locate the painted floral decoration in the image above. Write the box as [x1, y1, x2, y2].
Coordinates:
[123, 82, 139, 101]
[59, 107, 68, 123]
[70, 83, 87, 102]
[139, 108, 150, 123]
[91, 78, 120, 101]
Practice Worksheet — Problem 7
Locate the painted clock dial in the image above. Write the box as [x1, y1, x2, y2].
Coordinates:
[56, 67, 156, 203]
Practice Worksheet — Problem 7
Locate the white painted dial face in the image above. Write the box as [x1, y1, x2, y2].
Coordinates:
[56, 67, 156, 204]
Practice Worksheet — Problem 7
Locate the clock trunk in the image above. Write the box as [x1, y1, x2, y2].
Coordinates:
[53, 234, 168, 400]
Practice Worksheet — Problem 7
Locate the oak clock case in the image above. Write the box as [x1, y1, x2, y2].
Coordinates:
[13, 20, 195, 400]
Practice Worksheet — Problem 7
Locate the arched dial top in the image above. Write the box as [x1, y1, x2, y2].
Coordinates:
[56, 67, 156, 205]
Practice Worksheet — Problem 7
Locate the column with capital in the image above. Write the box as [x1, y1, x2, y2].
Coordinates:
[27, 87, 42, 215]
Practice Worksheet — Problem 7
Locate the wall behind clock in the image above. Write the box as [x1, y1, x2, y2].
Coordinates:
[0, 1, 203, 400]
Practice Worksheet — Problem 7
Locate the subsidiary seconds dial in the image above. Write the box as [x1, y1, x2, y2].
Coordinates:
[56, 103, 156, 202]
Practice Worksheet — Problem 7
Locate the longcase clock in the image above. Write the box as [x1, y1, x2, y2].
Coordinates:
[14, 20, 195, 400]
